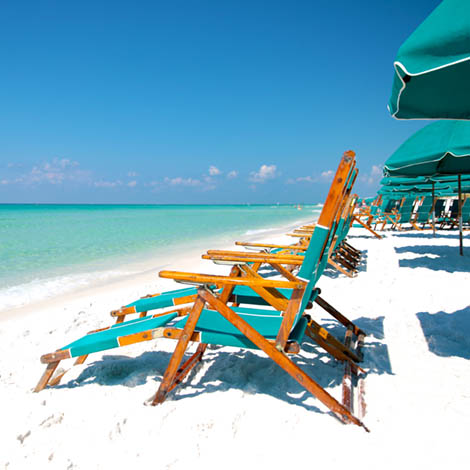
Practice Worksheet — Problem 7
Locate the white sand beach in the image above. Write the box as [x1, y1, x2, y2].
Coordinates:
[1, 226, 469, 469]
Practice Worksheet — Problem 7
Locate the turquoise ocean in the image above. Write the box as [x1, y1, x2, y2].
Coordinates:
[0, 204, 321, 310]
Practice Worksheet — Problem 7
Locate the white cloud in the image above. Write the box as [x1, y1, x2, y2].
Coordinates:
[94, 180, 122, 188]
[11, 158, 90, 186]
[127, 171, 138, 177]
[320, 170, 334, 181]
[208, 165, 221, 176]
[6, 162, 23, 169]
[286, 175, 317, 185]
[164, 176, 202, 187]
[227, 170, 238, 179]
[1, 179, 9, 185]
[57, 158, 78, 169]
[127, 180, 137, 188]
[368, 165, 382, 184]
[359, 164, 383, 185]
[249, 164, 277, 183]
[297, 176, 315, 183]
[286, 169, 338, 185]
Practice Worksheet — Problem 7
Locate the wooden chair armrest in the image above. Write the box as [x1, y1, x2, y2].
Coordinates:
[234, 241, 307, 251]
[159, 271, 306, 289]
[202, 254, 303, 265]
[206, 250, 303, 260]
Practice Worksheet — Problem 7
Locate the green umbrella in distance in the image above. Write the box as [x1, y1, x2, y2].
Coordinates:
[380, 176, 428, 186]
[384, 121, 470, 176]
[384, 120, 470, 253]
[388, 0, 470, 119]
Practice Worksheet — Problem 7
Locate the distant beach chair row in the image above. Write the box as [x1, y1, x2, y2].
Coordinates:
[35, 150, 369, 430]
[354, 194, 470, 232]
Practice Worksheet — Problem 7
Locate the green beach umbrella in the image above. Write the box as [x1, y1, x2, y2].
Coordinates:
[393, 183, 452, 193]
[380, 176, 428, 186]
[388, 0, 470, 119]
[384, 120, 470, 253]
[384, 121, 470, 176]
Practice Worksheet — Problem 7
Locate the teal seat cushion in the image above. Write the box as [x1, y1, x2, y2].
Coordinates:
[232, 285, 318, 307]
[174, 306, 308, 350]
[63, 312, 178, 357]
[125, 287, 201, 313]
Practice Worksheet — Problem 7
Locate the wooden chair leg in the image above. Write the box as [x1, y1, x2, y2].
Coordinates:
[328, 258, 355, 278]
[343, 241, 361, 256]
[34, 361, 60, 392]
[342, 328, 366, 417]
[352, 216, 382, 239]
[166, 343, 207, 394]
[314, 295, 365, 340]
[306, 320, 362, 365]
[48, 354, 89, 387]
[149, 296, 206, 405]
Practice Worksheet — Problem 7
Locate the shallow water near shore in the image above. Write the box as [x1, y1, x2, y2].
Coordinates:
[0, 204, 320, 310]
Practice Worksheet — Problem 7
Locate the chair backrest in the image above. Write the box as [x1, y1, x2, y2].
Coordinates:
[344, 193, 359, 231]
[296, 151, 357, 315]
[434, 198, 446, 217]
[316, 165, 358, 277]
[449, 199, 459, 218]
[460, 197, 470, 222]
[383, 198, 399, 213]
[330, 170, 358, 249]
[397, 197, 416, 223]
[415, 196, 433, 223]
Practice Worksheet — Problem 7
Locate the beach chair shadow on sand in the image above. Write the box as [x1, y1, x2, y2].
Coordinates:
[35, 151, 369, 430]
[417, 307, 470, 360]
[392, 232, 462, 240]
[56, 315, 391, 416]
[395, 245, 470, 273]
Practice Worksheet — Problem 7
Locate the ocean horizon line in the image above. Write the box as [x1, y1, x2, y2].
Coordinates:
[0, 202, 316, 206]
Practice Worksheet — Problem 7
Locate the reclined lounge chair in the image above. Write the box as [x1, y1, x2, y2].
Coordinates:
[35, 151, 368, 430]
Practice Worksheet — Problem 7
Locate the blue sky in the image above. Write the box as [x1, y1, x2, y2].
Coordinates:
[0, 0, 441, 204]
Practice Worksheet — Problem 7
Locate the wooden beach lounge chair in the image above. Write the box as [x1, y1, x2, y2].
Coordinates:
[350, 196, 383, 239]
[375, 196, 417, 230]
[35, 151, 367, 429]
[433, 199, 447, 224]
[440, 198, 470, 229]
[368, 198, 401, 231]
[410, 196, 434, 230]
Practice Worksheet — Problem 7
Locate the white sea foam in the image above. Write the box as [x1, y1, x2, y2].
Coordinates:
[243, 227, 279, 236]
[0, 270, 130, 311]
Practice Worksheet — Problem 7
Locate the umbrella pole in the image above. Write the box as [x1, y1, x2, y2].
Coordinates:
[458, 175, 463, 256]
[432, 182, 436, 237]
